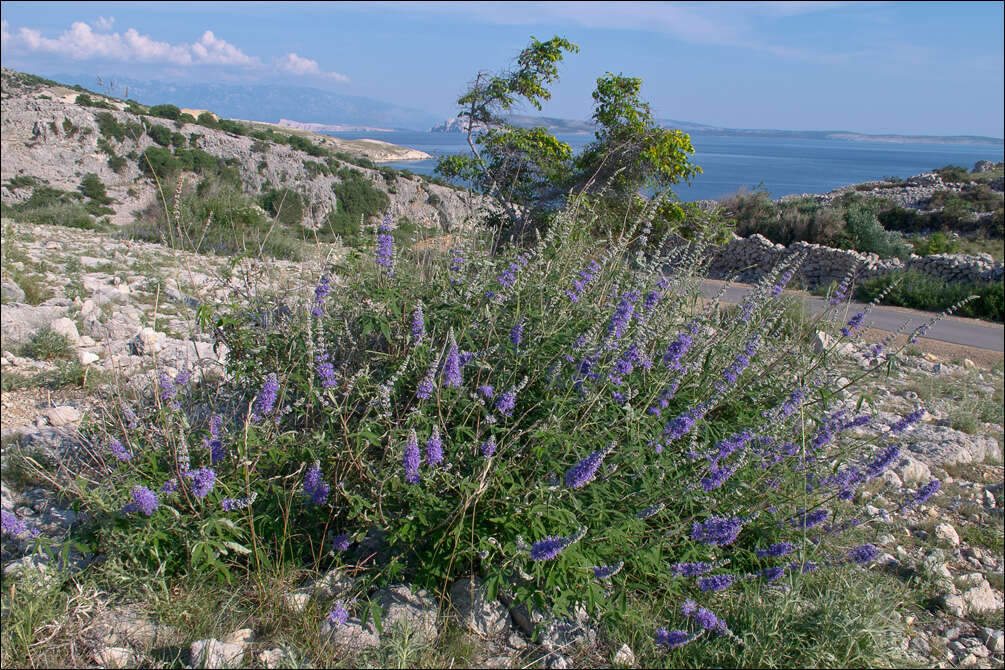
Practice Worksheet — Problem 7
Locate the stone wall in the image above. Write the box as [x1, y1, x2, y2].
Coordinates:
[698, 234, 1004, 287]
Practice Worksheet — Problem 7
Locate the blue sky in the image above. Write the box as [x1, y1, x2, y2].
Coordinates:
[2, 1, 1003, 136]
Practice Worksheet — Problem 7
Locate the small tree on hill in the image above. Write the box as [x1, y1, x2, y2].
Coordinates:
[436, 35, 704, 239]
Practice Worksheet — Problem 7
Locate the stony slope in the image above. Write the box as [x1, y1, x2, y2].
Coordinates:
[1, 68, 485, 232]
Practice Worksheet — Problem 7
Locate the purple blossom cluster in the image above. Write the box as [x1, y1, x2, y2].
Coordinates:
[889, 408, 925, 434]
[184, 468, 217, 499]
[565, 260, 601, 302]
[607, 291, 640, 344]
[220, 493, 256, 511]
[442, 330, 463, 388]
[682, 599, 730, 635]
[375, 213, 395, 276]
[411, 301, 425, 343]
[755, 542, 793, 558]
[417, 364, 436, 400]
[841, 312, 865, 337]
[663, 332, 692, 370]
[564, 447, 608, 489]
[304, 462, 330, 504]
[252, 373, 279, 422]
[315, 353, 338, 389]
[328, 600, 350, 628]
[332, 532, 351, 552]
[655, 628, 694, 649]
[109, 437, 132, 462]
[426, 426, 443, 466]
[480, 435, 496, 458]
[698, 573, 736, 592]
[2, 509, 29, 537]
[670, 561, 716, 577]
[691, 516, 744, 546]
[403, 430, 421, 483]
[123, 485, 159, 516]
[495, 389, 517, 417]
[312, 276, 331, 317]
[449, 249, 465, 284]
[509, 317, 524, 348]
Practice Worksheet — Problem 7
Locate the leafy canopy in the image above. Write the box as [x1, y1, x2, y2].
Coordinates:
[436, 35, 704, 237]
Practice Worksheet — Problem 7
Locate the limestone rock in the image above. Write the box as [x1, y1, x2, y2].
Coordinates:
[375, 583, 439, 643]
[49, 317, 80, 345]
[1, 279, 26, 303]
[92, 646, 141, 668]
[450, 577, 509, 638]
[190, 638, 245, 669]
[43, 405, 81, 427]
[613, 642, 636, 666]
[934, 522, 961, 548]
[322, 617, 380, 650]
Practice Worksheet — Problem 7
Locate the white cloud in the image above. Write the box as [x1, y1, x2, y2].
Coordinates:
[4, 21, 258, 67]
[93, 16, 115, 31]
[276, 52, 349, 82]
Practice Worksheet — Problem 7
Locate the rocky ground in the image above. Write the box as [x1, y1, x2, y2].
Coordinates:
[1, 217, 1002, 668]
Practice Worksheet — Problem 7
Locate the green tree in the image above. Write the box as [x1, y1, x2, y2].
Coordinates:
[435, 35, 703, 238]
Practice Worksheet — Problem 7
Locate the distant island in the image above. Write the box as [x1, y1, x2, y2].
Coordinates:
[431, 115, 1004, 147]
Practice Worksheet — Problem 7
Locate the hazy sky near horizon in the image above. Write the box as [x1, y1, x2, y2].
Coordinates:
[2, 1, 1003, 137]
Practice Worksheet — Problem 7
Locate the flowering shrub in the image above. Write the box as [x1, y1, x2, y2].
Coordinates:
[70, 197, 941, 650]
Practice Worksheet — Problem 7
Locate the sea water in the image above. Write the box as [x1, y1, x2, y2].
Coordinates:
[323, 130, 1003, 202]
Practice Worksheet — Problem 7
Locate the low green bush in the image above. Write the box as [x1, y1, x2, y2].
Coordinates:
[0, 186, 105, 231]
[95, 111, 144, 142]
[18, 326, 72, 361]
[259, 189, 305, 226]
[856, 270, 1004, 322]
[149, 104, 182, 121]
[59, 200, 936, 665]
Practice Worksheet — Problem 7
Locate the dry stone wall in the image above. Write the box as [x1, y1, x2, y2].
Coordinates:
[699, 234, 1003, 287]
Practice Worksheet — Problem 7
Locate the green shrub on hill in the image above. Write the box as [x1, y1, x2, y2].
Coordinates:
[325, 171, 390, 244]
[149, 104, 182, 120]
[0, 186, 104, 231]
[146, 123, 173, 147]
[260, 189, 305, 226]
[95, 111, 144, 142]
[857, 270, 1004, 322]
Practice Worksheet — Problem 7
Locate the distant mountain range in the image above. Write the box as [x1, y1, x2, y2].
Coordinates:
[432, 115, 1004, 146]
[44, 73, 440, 130]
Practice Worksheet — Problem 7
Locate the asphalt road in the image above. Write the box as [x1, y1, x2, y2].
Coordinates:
[699, 280, 1005, 353]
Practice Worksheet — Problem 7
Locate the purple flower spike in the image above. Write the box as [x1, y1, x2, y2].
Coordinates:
[185, 468, 216, 499]
[691, 516, 744, 546]
[332, 532, 351, 552]
[698, 574, 736, 592]
[656, 629, 694, 650]
[124, 485, 159, 516]
[417, 364, 436, 400]
[328, 600, 350, 628]
[510, 318, 524, 348]
[252, 373, 279, 421]
[375, 213, 395, 276]
[755, 542, 793, 558]
[426, 426, 443, 466]
[304, 461, 330, 505]
[495, 389, 516, 417]
[682, 599, 729, 635]
[564, 446, 609, 489]
[847, 544, 880, 564]
[411, 301, 425, 343]
[2, 509, 29, 537]
[480, 435, 496, 458]
[442, 329, 463, 388]
[109, 437, 132, 462]
[404, 429, 421, 484]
